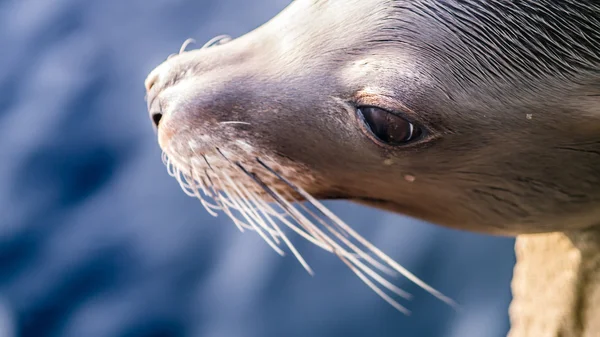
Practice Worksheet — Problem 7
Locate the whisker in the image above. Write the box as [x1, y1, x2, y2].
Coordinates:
[214, 171, 285, 255]
[256, 158, 458, 309]
[201, 153, 277, 234]
[209, 151, 310, 261]
[284, 191, 398, 278]
[173, 164, 181, 180]
[162, 146, 456, 312]
[202, 168, 252, 232]
[202, 155, 214, 170]
[210, 149, 284, 222]
[173, 167, 225, 217]
[164, 151, 253, 231]
[234, 162, 325, 275]
[223, 187, 286, 255]
[198, 175, 217, 198]
[337, 251, 412, 315]
[219, 121, 251, 126]
[166, 157, 178, 178]
[179, 38, 196, 54]
[224, 174, 285, 245]
[232, 161, 414, 300]
[188, 167, 220, 217]
[216, 188, 284, 218]
[201, 35, 232, 49]
[174, 166, 199, 198]
[248, 193, 332, 252]
[240, 188, 318, 272]
[184, 147, 217, 202]
[190, 173, 222, 209]
[254, 178, 411, 300]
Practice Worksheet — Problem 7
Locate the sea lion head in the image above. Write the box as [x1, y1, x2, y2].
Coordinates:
[145, 0, 600, 237]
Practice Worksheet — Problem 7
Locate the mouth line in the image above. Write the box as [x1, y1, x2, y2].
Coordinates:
[319, 193, 392, 204]
[319, 194, 401, 209]
[353, 196, 391, 204]
[348, 196, 411, 215]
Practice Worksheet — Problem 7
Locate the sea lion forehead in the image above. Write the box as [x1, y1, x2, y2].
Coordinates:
[265, 0, 396, 57]
[267, 0, 599, 91]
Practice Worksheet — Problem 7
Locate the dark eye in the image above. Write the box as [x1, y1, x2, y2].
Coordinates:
[356, 106, 423, 145]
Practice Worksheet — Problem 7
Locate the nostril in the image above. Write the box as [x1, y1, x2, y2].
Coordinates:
[151, 112, 163, 128]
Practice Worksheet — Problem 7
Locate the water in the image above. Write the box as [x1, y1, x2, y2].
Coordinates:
[0, 0, 515, 336]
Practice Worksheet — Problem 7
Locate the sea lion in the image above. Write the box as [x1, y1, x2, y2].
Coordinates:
[144, 0, 600, 335]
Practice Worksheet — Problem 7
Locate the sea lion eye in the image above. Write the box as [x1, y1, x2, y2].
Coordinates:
[357, 106, 423, 145]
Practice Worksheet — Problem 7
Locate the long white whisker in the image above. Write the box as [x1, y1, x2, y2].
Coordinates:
[233, 162, 411, 302]
[285, 191, 398, 278]
[187, 168, 220, 217]
[250, 195, 330, 251]
[233, 179, 282, 244]
[186, 147, 219, 203]
[241, 189, 316, 275]
[219, 121, 251, 126]
[203, 169, 252, 232]
[167, 158, 178, 177]
[210, 169, 286, 256]
[164, 153, 220, 215]
[257, 177, 411, 300]
[162, 144, 457, 313]
[179, 38, 196, 54]
[252, 193, 366, 260]
[218, 170, 282, 241]
[174, 167, 199, 198]
[337, 251, 412, 315]
[257, 158, 457, 308]
[201, 34, 232, 49]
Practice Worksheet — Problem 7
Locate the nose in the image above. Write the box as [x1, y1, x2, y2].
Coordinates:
[143, 39, 226, 130]
[144, 35, 258, 132]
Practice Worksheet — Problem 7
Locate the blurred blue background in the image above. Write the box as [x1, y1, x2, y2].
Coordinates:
[0, 0, 516, 336]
